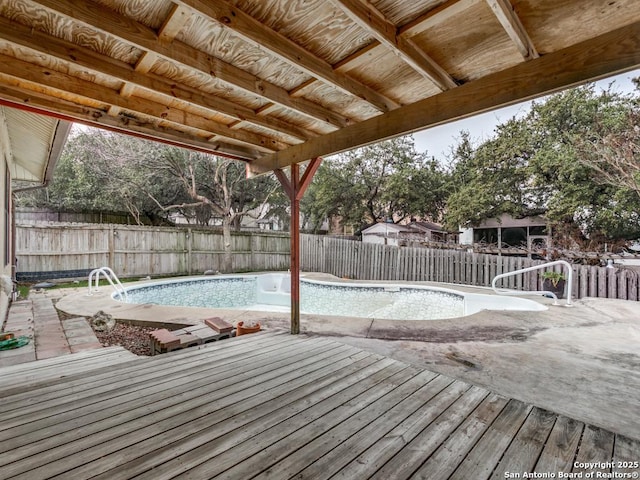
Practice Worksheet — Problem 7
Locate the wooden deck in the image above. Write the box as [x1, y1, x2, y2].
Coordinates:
[1, 332, 638, 480]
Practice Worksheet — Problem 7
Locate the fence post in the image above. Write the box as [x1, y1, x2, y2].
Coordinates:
[108, 225, 115, 271]
[250, 232, 256, 271]
[187, 228, 192, 275]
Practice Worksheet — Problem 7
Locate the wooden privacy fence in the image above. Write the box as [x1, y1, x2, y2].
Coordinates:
[300, 235, 640, 301]
[16, 223, 290, 281]
[14, 225, 639, 301]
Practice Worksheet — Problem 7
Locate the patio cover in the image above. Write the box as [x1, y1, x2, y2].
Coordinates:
[0, 0, 637, 173]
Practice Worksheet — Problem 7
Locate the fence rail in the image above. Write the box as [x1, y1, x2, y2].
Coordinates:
[14, 224, 639, 301]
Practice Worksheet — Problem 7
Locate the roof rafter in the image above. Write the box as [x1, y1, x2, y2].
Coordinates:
[107, 2, 193, 115]
[0, 17, 313, 143]
[0, 53, 289, 153]
[249, 20, 640, 174]
[329, 0, 457, 91]
[332, 0, 479, 86]
[158, 3, 193, 43]
[0, 84, 260, 161]
[29, 0, 351, 129]
[174, 0, 400, 112]
[485, 0, 538, 60]
[399, 0, 481, 37]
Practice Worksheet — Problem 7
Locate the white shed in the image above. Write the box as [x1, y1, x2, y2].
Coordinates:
[361, 223, 412, 246]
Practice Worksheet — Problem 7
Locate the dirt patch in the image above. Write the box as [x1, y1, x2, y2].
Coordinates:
[92, 322, 157, 356]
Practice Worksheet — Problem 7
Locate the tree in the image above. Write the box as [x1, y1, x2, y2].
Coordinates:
[301, 135, 448, 232]
[444, 123, 537, 231]
[575, 109, 640, 200]
[18, 127, 283, 272]
[445, 83, 640, 245]
[141, 147, 280, 271]
[17, 129, 129, 214]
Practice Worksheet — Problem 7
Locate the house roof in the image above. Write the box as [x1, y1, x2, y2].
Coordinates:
[362, 221, 445, 235]
[0, 105, 71, 185]
[0, 1, 637, 175]
[474, 213, 548, 229]
[409, 221, 445, 233]
[361, 223, 414, 235]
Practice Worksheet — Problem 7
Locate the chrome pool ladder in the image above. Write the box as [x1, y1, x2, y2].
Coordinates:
[491, 260, 573, 306]
[88, 267, 128, 301]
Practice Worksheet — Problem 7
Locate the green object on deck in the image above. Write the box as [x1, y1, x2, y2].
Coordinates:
[0, 336, 30, 350]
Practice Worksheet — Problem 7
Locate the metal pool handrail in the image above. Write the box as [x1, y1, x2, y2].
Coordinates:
[491, 260, 573, 306]
[87, 267, 128, 301]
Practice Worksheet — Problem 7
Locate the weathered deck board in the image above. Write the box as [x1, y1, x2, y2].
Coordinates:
[274, 374, 455, 480]
[448, 399, 533, 480]
[0, 345, 137, 391]
[0, 331, 283, 409]
[572, 425, 615, 476]
[614, 435, 640, 475]
[0, 332, 637, 480]
[4, 337, 369, 478]
[0, 334, 318, 437]
[369, 385, 489, 480]
[534, 416, 584, 474]
[332, 377, 466, 479]
[489, 407, 557, 479]
[409, 393, 509, 479]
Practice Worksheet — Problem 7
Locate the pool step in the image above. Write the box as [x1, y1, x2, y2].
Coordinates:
[149, 322, 234, 355]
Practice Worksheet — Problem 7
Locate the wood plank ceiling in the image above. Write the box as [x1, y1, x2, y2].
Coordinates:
[0, 0, 638, 175]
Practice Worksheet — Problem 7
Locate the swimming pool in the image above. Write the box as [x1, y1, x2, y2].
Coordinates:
[120, 273, 546, 320]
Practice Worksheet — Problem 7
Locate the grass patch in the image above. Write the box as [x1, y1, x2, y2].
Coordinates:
[51, 277, 142, 290]
[16, 284, 30, 300]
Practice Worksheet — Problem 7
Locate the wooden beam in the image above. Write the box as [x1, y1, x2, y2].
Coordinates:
[0, 54, 287, 153]
[296, 157, 322, 201]
[399, 0, 481, 37]
[485, 0, 538, 60]
[273, 169, 293, 200]
[119, 83, 136, 98]
[333, 42, 381, 73]
[329, 0, 457, 90]
[133, 53, 158, 75]
[158, 3, 192, 43]
[30, 0, 351, 129]
[331, 0, 477, 88]
[0, 84, 260, 161]
[174, 0, 400, 112]
[248, 21, 640, 173]
[0, 16, 313, 143]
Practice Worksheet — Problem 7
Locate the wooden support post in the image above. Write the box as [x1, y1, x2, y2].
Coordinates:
[290, 163, 301, 334]
[274, 157, 322, 334]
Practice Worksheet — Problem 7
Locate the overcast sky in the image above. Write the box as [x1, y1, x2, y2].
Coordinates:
[412, 68, 640, 163]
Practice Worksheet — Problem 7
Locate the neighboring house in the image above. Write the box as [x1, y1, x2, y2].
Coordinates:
[459, 214, 550, 255]
[361, 221, 449, 246]
[0, 106, 70, 320]
[170, 204, 282, 231]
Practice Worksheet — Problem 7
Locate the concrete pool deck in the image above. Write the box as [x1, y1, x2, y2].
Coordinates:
[52, 274, 640, 441]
